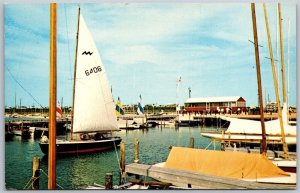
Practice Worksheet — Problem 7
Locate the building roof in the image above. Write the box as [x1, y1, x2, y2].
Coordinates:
[185, 96, 244, 103]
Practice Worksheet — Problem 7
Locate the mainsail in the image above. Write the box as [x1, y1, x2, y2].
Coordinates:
[72, 15, 119, 133]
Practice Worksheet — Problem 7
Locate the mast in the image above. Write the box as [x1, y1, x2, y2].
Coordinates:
[176, 76, 181, 115]
[14, 92, 16, 113]
[287, 18, 290, 120]
[251, 3, 267, 155]
[278, 3, 287, 104]
[276, 5, 280, 93]
[71, 7, 81, 140]
[19, 98, 21, 115]
[49, 3, 57, 189]
[263, 3, 288, 159]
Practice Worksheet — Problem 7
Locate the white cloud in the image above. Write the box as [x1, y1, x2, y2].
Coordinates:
[4, 3, 297, 106]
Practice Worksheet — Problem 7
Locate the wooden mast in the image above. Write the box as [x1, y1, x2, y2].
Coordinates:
[70, 7, 81, 140]
[278, 3, 287, 103]
[278, 3, 288, 117]
[263, 3, 288, 159]
[250, 3, 267, 155]
[49, 3, 57, 189]
[287, 18, 291, 120]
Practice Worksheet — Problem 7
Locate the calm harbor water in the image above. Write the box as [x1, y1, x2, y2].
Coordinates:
[5, 126, 220, 190]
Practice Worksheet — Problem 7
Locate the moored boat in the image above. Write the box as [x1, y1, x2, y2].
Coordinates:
[39, 8, 121, 155]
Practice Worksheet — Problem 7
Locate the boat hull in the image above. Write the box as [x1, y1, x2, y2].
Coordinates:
[201, 132, 297, 152]
[39, 137, 122, 155]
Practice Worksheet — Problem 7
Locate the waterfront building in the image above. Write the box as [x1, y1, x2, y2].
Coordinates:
[265, 102, 278, 112]
[184, 96, 246, 114]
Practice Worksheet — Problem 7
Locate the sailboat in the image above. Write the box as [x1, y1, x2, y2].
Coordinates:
[202, 3, 296, 174]
[39, 8, 121, 155]
[200, 104, 296, 150]
[148, 4, 295, 187]
[202, 3, 297, 152]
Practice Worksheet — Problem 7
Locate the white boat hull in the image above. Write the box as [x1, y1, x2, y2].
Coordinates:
[201, 132, 296, 144]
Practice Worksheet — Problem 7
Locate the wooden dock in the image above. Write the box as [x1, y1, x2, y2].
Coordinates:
[125, 163, 295, 189]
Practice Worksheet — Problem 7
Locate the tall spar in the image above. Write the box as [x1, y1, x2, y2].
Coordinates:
[70, 7, 80, 140]
[278, 3, 289, 123]
[263, 3, 288, 159]
[49, 3, 57, 189]
[250, 3, 267, 155]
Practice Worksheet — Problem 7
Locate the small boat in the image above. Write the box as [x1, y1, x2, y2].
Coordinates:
[155, 147, 296, 187]
[118, 120, 147, 130]
[10, 122, 31, 138]
[201, 104, 296, 151]
[39, 8, 121, 155]
[12, 128, 22, 136]
[272, 158, 297, 173]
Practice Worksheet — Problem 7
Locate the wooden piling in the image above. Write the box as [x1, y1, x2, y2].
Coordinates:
[189, 137, 194, 148]
[119, 141, 125, 185]
[134, 138, 139, 163]
[32, 156, 40, 190]
[134, 138, 140, 179]
[221, 142, 225, 151]
[105, 173, 113, 189]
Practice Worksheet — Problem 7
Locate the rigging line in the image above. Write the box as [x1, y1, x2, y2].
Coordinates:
[23, 174, 41, 190]
[205, 141, 213, 150]
[40, 169, 65, 189]
[112, 135, 122, 173]
[6, 67, 44, 108]
[63, 4, 72, 81]
[23, 177, 33, 190]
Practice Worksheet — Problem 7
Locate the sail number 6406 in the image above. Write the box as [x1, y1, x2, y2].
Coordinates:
[85, 66, 102, 76]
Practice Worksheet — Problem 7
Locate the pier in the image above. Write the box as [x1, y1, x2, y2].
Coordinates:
[125, 163, 295, 189]
[5, 118, 70, 137]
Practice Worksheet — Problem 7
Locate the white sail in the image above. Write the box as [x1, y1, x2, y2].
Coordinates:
[72, 15, 119, 133]
[221, 104, 296, 136]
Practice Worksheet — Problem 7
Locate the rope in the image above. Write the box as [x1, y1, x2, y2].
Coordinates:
[40, 169, 65, 189]
[6, 67, 44, 108]
[23, 177, 33, 190]
[23, 173, 42, 189]
[112, 138, 122, 173]
[205, 141, 213, 150]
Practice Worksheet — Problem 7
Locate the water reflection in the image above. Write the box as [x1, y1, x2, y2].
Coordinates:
[6, 126, 219, 189]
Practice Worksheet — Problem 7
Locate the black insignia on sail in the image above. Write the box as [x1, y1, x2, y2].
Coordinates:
[82, 51, 93, 55]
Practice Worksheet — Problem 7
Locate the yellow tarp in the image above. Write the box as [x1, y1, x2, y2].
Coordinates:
[165, 147, 289, 179]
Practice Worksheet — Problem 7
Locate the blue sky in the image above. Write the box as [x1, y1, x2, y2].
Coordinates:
[4, 3, 296, 108]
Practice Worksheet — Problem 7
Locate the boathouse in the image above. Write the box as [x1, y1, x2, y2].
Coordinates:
[184, 96, 246, 113]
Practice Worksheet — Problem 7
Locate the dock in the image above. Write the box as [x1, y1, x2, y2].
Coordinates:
[5, 119, 70, 136]
[125, 163, 295, 189]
